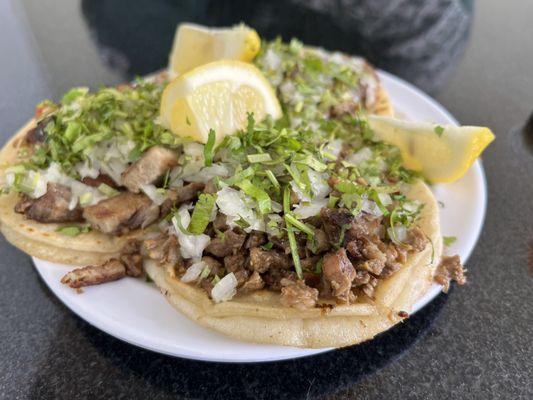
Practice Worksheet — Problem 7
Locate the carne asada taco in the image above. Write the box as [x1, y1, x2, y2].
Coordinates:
[0, 24, 491, 348]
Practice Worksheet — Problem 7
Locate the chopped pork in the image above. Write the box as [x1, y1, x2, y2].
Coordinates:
[121, 146, 178, 192]
[83, 192, 159, 234]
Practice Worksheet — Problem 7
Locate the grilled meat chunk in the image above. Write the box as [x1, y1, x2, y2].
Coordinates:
[306, 228, 330, 254]
[239, 271, 265, 294]
[300, 256, 321, 272]
[435, 255, 466, 293]
[320, 207, 354, 245]
[61, 259, 126, 288]
[358, 238, 387, 275]
[24, 120, 48, 144]
[121, 146, 178, 193]
[223, 253, 249, 285]
[361, 276, 378, 298]
[202, 256, 223, 278]
[203, 179, 218, 194]
[160, 182, 205, 216]
[83, 192, 159, 234]
[224, 253, 246, 272]
[323, 248, 356, 302]
[120, 253, 143, 277]
[345, 215, 383, 242]
[81, 174, 120, 189]
[406, 227, 428, 252]
[245, 231, 267, 249]
[329, 101, 359, 118]
[142, 234, 181, 266]
[213, 213, 228, 231]
[249, 247, 290, 273]
[15, 183, 83, 223]
[205, 229, 246, 258]
[280, 279, 319, 309]
[170, 182, 205, 203]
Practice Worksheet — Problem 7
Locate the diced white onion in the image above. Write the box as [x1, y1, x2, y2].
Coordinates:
[347, 147, 372, 165]
[388, 226, 407, 244]
[172, 205, 211, 259]
[270, 201, 282, 213]
[215, 186, 265, 232]
[266, 214, 282, 236]
[117, 139, 135, 159]
[290, 181, 310, 202]
[211, 272, 238, 303]
[179, 231, 210, 259]
[68, 195, 79, 211]
[184, 164, 230, 183]
[294, 198, 328, 219]
[403, 201, 420, 212]
[183, 142, 204, 158]
[307, 170, 331, 199]
[325, 139, 343, 158]
[264, 48, 281, 70]
[5, 173, 15, 187]
[361, 198, 383, 217]
[75, 160, 99, 179]
[99, 159, 127, 185]
[181, 261, 207, 283]
[31, 172, 47, 198]
[279, 80, 296, 99]
[140, 184, 166, 206]
[377, 192, 392, 206]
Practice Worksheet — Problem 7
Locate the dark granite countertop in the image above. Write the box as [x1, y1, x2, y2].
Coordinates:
[1, 1, 532, 399]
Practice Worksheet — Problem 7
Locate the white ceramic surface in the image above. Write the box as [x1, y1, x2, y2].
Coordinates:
[32, 70, 487, 363]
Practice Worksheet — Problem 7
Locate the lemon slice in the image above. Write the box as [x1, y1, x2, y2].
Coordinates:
[368, 115, 495, 183]
[169, 23, 261, 76]
[160, 60, 282, 144]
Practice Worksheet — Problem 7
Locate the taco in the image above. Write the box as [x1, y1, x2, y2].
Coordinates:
[0, 30, 469, 349]
[144, 179, 442, 348]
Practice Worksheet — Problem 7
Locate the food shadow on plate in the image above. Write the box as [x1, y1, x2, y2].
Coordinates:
[80, 0, 472, 95]
[29, 267, 449, 400]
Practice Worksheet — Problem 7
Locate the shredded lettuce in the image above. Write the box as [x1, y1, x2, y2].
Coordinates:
[236, 179, 272, 214]
[283, 186, 303, 279]
[188, 194, 217, 235]
[246, 153, 272, 163]
[55, 225, 91, 237]
[203, 129, 216, 167]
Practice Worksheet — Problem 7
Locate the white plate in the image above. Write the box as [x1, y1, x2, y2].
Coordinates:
[32, 71, 487, 363]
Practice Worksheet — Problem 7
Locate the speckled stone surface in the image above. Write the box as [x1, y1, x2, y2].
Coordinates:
[1, 1, 532, 399]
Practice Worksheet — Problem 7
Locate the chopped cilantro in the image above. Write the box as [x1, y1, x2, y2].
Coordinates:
[262, 241, 274, 250]
[55, 225, 91, 237]
[434, 125, 445, 137]
[443, 236, 457, 246]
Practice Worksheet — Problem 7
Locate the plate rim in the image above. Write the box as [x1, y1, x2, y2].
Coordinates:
[31, 69, 488, 363]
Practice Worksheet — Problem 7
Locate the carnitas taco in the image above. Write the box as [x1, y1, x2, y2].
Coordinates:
[0, 24, 490, 348]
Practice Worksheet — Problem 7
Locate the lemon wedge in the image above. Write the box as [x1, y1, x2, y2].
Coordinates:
[160, 60, 282, 144]
[368, 115, 495, 183]
[168, 23, 261, 76]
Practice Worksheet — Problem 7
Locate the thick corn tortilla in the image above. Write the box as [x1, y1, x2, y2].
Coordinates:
[146, 180, 442, 348]
[0, 120, 148, 265]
